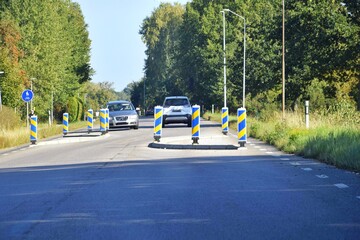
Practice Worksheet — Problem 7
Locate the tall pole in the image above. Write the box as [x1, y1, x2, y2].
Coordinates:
[243, 18, 246, 108]
[221, 11, 227, 108]
[282, 0, 286, 119]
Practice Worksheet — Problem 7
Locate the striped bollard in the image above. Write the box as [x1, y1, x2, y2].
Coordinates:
[222, 107, 229, 135]
[154, 106, 163, 142]
[237, 108, 247, 147]
[63, 113, 69, 135]
[100, 109, 106, 135]
[105, 108, 109, 132]
[30, 115, 37, 144]
[192, 105, 200, 144]
[87, 109, 93, 133]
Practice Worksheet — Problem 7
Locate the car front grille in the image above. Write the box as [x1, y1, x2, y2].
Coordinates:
[115, 116, 128, 121]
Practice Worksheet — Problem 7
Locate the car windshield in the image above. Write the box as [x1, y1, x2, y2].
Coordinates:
[108, 103, 134, 112]
[164, 99, 189, 107]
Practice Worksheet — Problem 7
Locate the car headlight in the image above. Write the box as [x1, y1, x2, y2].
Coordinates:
[109, 116, 113, 120]
[128, 115, 137, 120]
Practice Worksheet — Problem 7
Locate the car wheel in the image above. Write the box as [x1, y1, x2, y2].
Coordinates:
[187, 119, 192, 127]
[134, 125, 139, 130]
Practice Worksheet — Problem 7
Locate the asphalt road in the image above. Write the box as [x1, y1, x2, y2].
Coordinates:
[0, 117, 359, 240]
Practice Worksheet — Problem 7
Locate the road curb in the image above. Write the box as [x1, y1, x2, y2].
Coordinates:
[148, 142, 238, 150]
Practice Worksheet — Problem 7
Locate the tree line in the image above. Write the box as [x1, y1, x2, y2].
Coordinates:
[0, 0, 120, 122]
[132, 0, 359, 114]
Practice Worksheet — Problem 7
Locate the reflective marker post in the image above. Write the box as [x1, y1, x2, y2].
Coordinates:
[63, 113, 69, 136]
[192, 105, 200, 144]
[305, 101, 309, 129]
[222, 107, 229, 135]
[87, 109, 93, 133]
[237, 108, 247, 147]
[105, 108, 109, 132]
[100, 109, 106, 135]
[30, 115, 37, 144]
[154, 106, 163, 142]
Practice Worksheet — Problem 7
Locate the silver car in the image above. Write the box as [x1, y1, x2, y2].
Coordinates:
[162, 96, 192, 127]
[106, 100, 139, 129]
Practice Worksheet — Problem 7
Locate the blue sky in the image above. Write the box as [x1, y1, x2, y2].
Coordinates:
[73, 0, 189, 92]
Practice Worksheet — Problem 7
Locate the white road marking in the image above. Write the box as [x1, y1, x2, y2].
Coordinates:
[265, 152, 273, 154]
[316, 174, 329, 179]
[250, 144, 255, 146]
[290, 162, 301, 166]
[280, 158, 290, 161]
[254, 146, 260, 148]
[259, 149, 267, 151]
[334, 183, 349, 189]
[301, 168, 313, 171]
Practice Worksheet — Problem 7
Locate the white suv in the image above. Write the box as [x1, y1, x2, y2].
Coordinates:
[162, 96, 192, 127]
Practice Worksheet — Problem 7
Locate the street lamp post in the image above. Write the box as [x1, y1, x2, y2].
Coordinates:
[0, 71, 4, 111]
[222, 9, 246, 108]
[220, 11, 227, 108]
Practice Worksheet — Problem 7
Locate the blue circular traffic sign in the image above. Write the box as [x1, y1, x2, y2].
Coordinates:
[22, 89, 34, 102]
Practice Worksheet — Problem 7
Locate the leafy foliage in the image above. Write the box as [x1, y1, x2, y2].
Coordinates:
[136, 0, 359, 113]
[0, 0, 93, 121]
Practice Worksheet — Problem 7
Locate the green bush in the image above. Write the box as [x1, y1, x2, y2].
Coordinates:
[67, 97, 78, 122]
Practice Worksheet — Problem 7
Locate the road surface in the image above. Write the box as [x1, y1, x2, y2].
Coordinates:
[0, 117, 359, 239]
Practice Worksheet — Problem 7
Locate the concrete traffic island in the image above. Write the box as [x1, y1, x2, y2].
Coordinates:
[148, 119, 240, 150]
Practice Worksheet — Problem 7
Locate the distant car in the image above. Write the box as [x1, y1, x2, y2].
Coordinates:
[162, 96, 192, 127]
[106, 100, 139, 129]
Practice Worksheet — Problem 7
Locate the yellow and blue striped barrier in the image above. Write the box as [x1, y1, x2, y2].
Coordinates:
[154, 106, 163, 142]
[100, 109, 106, 134]
[237, 108, 247, 147]
[87, 109, 93, 133]
[192, 105, 200, 144]
[63, 113, 69, 135]
[105, 108, 109, 132]
[30, 115, 37, 144]
[221, 107, 229, 134]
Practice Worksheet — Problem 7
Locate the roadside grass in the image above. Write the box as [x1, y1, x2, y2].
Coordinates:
[0, 121, 88, 150]
[203, 110, 360, 172]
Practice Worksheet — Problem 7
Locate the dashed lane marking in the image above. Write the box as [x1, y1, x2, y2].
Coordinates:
[301, 168, 313, 171]
[316, 174, 329, 179]
[334, 183, 349, 189]
[280, 158, 290, 161]
[259, 149, 267, 151]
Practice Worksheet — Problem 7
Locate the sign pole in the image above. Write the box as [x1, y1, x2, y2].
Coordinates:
[26, 102, 29, 127]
